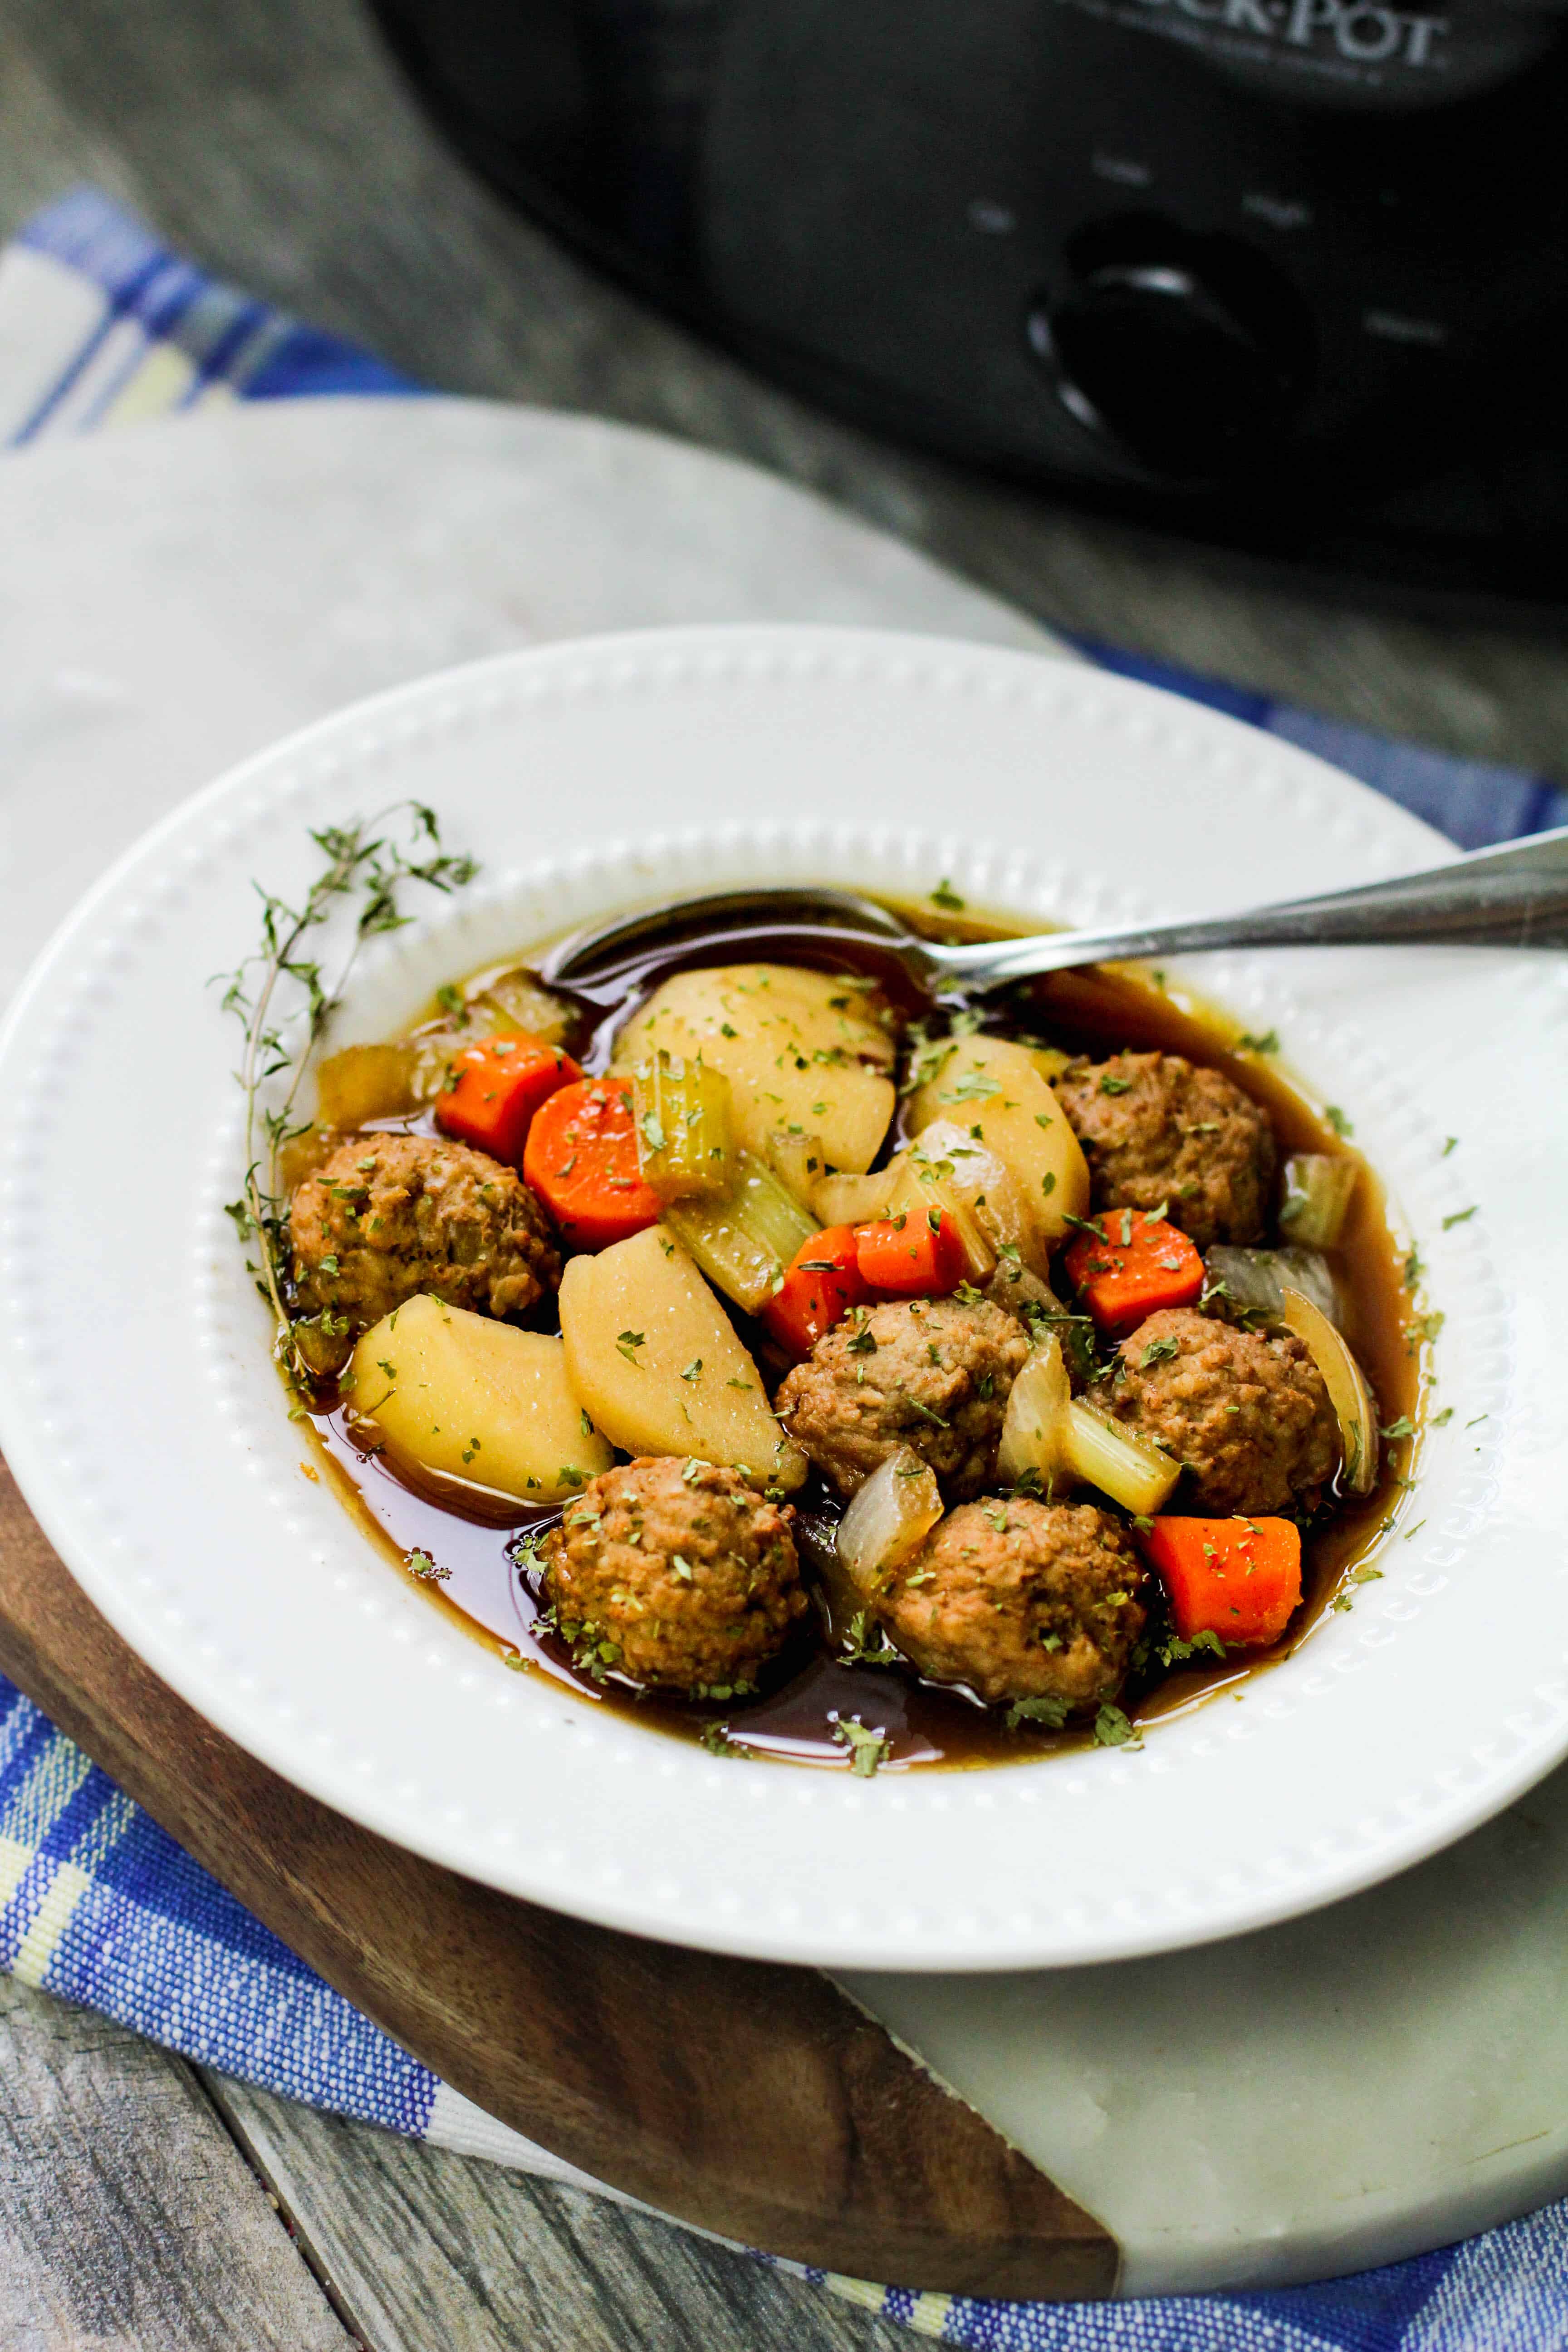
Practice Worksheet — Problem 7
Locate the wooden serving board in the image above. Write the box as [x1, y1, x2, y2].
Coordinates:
[0, 1457, 1117, 2302]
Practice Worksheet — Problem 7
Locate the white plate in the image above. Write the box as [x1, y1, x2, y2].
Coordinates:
[0, 624, 1559, 1973]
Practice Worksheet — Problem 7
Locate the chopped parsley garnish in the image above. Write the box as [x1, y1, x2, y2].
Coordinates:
[1380, 1416, 1416, 1441]
[930, 878, 966, 911]
[1157, 1629, 1225, 1666]
[1324, 1105, 1354, 1137]
[1098, 1074, 1132, 1096]
[839, 1612, 899, 1666]
[1238, 1028, 1279, 1054]
[1441, 1205, 1478, 1230]
[1093, 1703, 1142, 1750]
[942, 1070, 1000, 1104]
[1004, 1695, 1069, 1731]
[1407, 1310, 1445, 1354]
[832, 1713, 892, 1776]
[616, 1329, 647, 1364]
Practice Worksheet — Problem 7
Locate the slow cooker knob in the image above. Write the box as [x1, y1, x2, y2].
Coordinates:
[1027, 261, 1301, 482]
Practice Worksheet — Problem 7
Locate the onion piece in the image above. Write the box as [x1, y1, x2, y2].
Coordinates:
[996, 1335, 1073, 1489]
[886, 1150, 997, 1284]
[1063, 1399, 1181, 1517]
[811, 1165, 897, 1227]
[1279, 1152, 1359, 1250]
[836, 1447, 944, 1592]
[1205, 1245, 1340, 1329]
[765, 1127, 828, 1214]
[906, 1120, 1046, 1276]
[996, 1336, 1180, 1515]
[1279, 1284, 1379, 1496]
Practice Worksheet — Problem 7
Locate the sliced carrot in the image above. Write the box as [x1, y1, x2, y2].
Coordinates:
[855, 1206, 969, 1298]
[435, 1031, 582, 1164]
[1063, 1210, 1203, 1335]
[1139, 1516, 1302, 1647]
[764, 1225, 871, 1357]
[522, 1076, 661, 1249]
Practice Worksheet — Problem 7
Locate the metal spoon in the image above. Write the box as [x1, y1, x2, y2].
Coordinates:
[542, 824, 1568, 995]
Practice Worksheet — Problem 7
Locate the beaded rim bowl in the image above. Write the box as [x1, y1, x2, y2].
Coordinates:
[0, 625, 1552, 1972]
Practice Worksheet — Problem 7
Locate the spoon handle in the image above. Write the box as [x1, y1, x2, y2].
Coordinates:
[941, 823, 1568, 990]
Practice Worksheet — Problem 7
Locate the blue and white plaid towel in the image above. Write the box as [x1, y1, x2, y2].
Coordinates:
[4, 185, 1567, 2350]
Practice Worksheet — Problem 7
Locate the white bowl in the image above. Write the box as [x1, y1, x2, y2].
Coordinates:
[0, 624, 1558, 1972]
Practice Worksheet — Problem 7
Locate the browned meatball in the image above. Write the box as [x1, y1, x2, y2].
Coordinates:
[876, 1499, 1145, 1710]
[539, 1456, 807, 1694]
[776, 1296, 1031, 1502]
[1099, 1308, 1340, 1516]
[1055, 1052, 1276, 1249]
[290, 1132, 559, 1364]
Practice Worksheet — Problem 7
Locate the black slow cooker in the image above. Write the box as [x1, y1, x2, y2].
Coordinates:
[369, 0, 1568, 612]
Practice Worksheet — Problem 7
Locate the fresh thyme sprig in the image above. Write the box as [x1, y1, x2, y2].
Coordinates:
[218, 804, 477, 1390]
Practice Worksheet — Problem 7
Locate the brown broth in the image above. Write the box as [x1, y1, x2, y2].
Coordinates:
[300, 897, 1423, 1772]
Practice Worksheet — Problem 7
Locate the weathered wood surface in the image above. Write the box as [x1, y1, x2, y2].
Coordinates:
[0, 1458, 1117, 2304]
[0, 1974, 351, 2352]
[4, 1, 1568, 2342]
[208, 2074, 925, 2352]
[3, 0, 1568, 779]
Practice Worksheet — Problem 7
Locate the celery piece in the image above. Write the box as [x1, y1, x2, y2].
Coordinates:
[1279, 1152, 1359, 1249]
[664, 1151, 817, 1314]
[1063, 1399, 1180, 1516]
[464, 963, 576, 1046]
[315, 1041, 421, 1129]
[632, 1052, 736, 1203]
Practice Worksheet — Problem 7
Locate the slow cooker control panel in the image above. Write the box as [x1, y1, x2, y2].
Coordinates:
[1025, 223, 1312, 483]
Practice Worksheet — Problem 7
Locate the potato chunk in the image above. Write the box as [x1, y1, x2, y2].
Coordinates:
[349, 1295, 611, 1506]
[907, 1035, 1089, 1250]
[559, 1225, 807, 1489]
[616, 964, 895, 1174]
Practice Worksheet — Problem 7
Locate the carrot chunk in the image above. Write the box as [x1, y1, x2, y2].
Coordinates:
[435, 1032, 582, 1164]
[1063, 1210, 1203, 1335]
[764, 1225, 870, 1358]
[855, 1207, 970, 1298]
[522, 1076, 661, 1249]
[1139, 1516, 1302, 1647]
